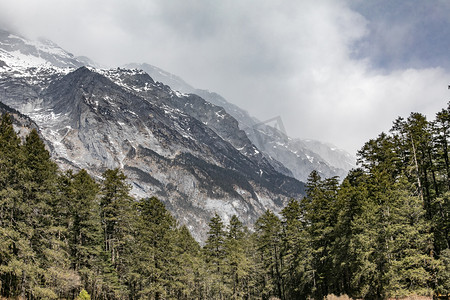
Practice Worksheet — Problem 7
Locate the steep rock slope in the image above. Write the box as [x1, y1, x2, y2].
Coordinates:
[100, 68, 294, 178]
[127, 63, 356, 181]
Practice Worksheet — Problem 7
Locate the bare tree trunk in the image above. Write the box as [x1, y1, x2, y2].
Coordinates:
[410, 136, 424, 203]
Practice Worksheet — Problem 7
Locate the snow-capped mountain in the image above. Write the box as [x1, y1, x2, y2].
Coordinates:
[126, 63, 356, 181]
[0, 29, 84, 69]
[0, 30, 305, 240]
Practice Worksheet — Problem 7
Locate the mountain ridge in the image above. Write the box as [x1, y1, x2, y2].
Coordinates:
[125, 62, 356, 182]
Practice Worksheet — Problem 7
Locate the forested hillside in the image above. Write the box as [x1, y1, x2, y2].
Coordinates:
[1, 102, 450, 300]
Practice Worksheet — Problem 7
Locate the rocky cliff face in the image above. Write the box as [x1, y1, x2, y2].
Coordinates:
[0, 33, 305, 240]
[0, 101, 40, 139]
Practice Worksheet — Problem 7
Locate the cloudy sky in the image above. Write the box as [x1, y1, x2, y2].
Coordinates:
[1, 0, 449, 155]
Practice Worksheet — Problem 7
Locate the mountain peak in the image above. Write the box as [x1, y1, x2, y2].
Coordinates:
[0, 29, 86, 69]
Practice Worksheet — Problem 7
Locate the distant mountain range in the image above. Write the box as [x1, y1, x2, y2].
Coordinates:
[0, 29, 354, 240]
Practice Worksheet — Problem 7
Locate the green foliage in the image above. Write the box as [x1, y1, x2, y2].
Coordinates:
[281, 199, 314, 299]
[436, 249, 450, 295]
[172, 225, 205, 299]
[204, 213, 226, 262]
[77, 288, 91, 300]
[203, 213, 228, 298]
[100, 168, 134, 289]
[224, 215, 251, 299]
[128, 196, 178, 299]
[254, 210, 284, 299]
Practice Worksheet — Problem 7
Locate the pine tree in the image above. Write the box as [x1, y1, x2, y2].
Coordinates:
[302, 171, 340, 298]
[254, 210, 284, 300]
[172, 225, 204, 300]
[69, 170, 101, 270]
[129, 196, 177, 299]
[21, 129, 75, 299]
[203, 212, 227, 299]
[242, 230, 265, 299]
[432, 103, 450, 253]
[391, 113, 438, 219]
[0, 113, 21, 193]
[432, 192, 450, 256]
[99, 168, 134, 297]
[223, 215, 250, 299]
[332, 168, 368, 298]
[0, 113, 30, 298]
[383, 179, 434, 297]
[281, 198, 314, 299]
[436, 248, 450, 295]
[100, 168, 133, 259]
[433, 102, 450, 192]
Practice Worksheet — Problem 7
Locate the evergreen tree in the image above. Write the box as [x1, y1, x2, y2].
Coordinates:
[1, 100, 449, 299]
[432, 192, 450, 256]
[433, 102, 450, 192]
[129, 196, 177, 299]
[432, 103, 450, 252]
[0, 113, 21, 192]
[242, 230, 265, 299]
[66, 170, 101, 269]
[391, 113, 436, 216]
[100, 168, 134, 297]
[21, 129, 75, 299]
[0, 113, 30, 298]
[254, 210, 284, 300]
[382, 179, 434, 297]
[223, 215, 251, 299]
[172, 225, 204, 300]
[203, 212, 227, 299]
[302, 171, 340, 298]
[333, 168, 368, 298]
[436, 248, 450, 295]
[281, 198, 314, 299]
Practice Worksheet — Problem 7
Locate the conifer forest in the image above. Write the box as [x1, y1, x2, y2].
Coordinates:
[1, 103, 450, 299]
